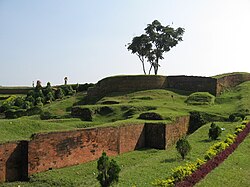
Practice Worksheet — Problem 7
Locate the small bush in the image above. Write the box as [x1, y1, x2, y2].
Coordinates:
[172, 162, 196, 182]
[224, 134, 236, 145]
[55, 88, 65, 99]
[26, 106, 43, 116]
[4, 109, 26, 119]
[234, 124, 246, 135]
[204, 142, 229, 160]
[97, 152, 121, 187]
[35, 97, 43, 107]
[229, 113, 246, 122]
[40, 111, 58, 120]
[208, 122, 222, 140]
[176, 137, 191, 160]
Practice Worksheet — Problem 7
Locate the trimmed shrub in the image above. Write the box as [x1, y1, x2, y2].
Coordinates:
[14, 97, 25, 108]
[204, 142, 229, 160]
[208, 122, 222, 140]
[234, 124, 246, 135]
[172, 162, 197, 182]
[229, 113, 246, 122]
[176, 137, 192, 160]
[45, 92, 55, 103]
[40, 111, 58, 120]
[97, 152, 121, 187]
[4, 109, 26, 119]
[185, 92, 215, 105]
[25, 95, 35, 105]
[138, 112, 163, 120]
[152, 159, 205, 186]
[35, 97, 43, 107]
[26, 106, 42, 116]
[224, 134, 236, 145]
[55, 88, 65, 99]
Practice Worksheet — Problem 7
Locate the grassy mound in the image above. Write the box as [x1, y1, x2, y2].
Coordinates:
[185, 92, 215, 105]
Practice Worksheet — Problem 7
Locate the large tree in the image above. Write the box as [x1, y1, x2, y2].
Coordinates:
[127, 20, 184, 75]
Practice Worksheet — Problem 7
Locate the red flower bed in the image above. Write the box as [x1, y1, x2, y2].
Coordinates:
[176, 122, 250, 187]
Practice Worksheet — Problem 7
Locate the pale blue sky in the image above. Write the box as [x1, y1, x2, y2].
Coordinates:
[1, 0, 250, 86]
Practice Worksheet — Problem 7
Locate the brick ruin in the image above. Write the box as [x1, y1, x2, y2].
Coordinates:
[86, 73, 250, 103]
[1, 73, 250, 182]
[0, 116, 189, 182]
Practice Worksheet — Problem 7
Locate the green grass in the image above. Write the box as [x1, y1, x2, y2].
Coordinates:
[196, 134, 250, 187]
[0, 122, 240, 187]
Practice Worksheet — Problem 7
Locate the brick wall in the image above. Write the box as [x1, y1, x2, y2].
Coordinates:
[86, 75, 167, 103]
[0, 116, 189, 182]
[119, 124, 145, 153]
[86, 75, 219, 103]
[28, 126, 120, 175]
[216, 74, 250, 94]
[165, 116, 190, 148]
[0, 141, 28, 182]
[167, 76, 217, 95]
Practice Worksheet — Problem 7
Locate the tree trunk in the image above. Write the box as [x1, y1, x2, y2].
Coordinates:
[142, 61, 146, 75]
[148, 64, 153, 75]
[153, 58, 159, 75]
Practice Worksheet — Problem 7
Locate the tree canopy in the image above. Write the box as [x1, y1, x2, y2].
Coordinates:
[127, 20, 185, 75]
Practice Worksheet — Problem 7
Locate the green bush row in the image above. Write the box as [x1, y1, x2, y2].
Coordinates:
[152, 159, 205, 187]
[153, 121, 248, 186]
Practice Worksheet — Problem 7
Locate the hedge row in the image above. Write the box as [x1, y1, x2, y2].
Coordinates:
[176, 122, 250, 187]
[153, 121, 250, 187]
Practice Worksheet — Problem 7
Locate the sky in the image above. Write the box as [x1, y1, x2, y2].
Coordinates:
[0, 0, 250, 86]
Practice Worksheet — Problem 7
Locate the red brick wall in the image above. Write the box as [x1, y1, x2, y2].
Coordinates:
[165, 116, 190, 148]
[119, 124, 145, 153]
[28, 124, 148, 175]
[0, 116, 189, 182]
[28, 126, 119, 175]
[0, 141, 28, 182]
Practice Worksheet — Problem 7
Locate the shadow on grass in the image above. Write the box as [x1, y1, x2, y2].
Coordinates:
[198, 139, 213, 143]
[160, 158, 176, 163]
[198, 138, 222, 143]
